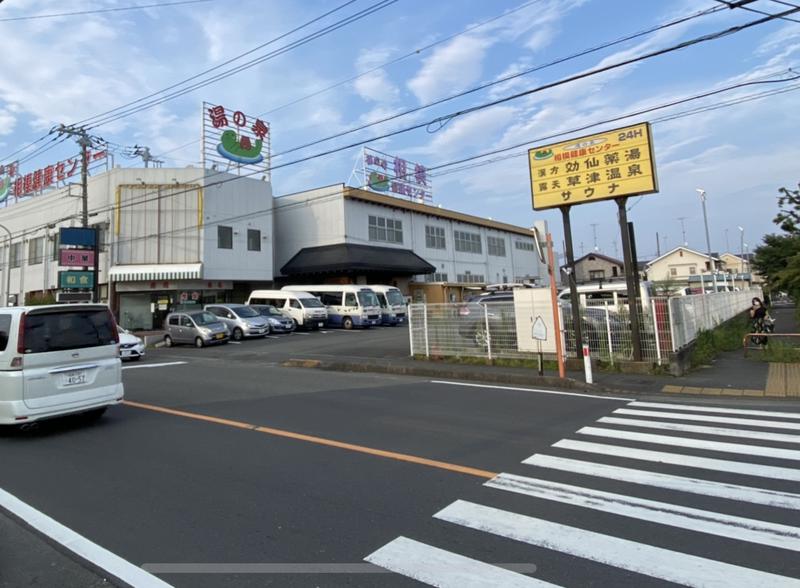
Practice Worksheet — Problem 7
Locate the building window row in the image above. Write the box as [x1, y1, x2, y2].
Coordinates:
[487, 236, 506, 257]
[425, 225, 446, 250]
[217, 226, 262, 251]
[457, 272, 484, 284]
[515, 240, 535, 251]
[369, 215, 403, 244]
[454, 230, 481, 254]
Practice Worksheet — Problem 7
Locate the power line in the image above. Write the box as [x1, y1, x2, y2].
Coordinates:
[714, 0, 800, 23]
[82, 1, 399, 130]
[0, 0, 214, 22]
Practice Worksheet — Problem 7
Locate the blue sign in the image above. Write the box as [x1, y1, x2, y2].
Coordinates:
[59, 227, 96, 248]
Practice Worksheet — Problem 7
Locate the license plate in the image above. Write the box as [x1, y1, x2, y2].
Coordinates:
[64, 370, 87, 386]
[215, 333, 225, 340]
[318, 322, 324, 327]
[121, 350, 132, 356]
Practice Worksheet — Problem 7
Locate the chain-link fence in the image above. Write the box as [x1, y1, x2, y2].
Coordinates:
[408, 289, 759, 365]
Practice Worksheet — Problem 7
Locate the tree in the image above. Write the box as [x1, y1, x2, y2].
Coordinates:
[773, 183, 800, 235]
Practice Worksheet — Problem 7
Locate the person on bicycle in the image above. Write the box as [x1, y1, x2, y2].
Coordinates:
[750, 297, 771, 346]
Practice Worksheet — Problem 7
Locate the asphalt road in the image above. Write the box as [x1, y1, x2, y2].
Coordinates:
[2, 332, 800, 587]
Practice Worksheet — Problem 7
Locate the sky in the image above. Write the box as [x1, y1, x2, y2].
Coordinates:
[1, 0, 799, 262]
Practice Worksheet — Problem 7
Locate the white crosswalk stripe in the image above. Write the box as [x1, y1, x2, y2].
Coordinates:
[365, 402, 800, 586]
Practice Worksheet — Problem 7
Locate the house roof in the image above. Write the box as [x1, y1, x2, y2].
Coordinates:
[559, 251, 623, 270]
[645, 246, 720, 268]
[281, 243, 436, 276]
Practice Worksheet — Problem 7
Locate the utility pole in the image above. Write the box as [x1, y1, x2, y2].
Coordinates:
[56, 124, 91, 227]
[133, 145, 163, 168]
[656, 231, 661, 257]
[677, 217, 688, 246]
[696, 188, 717, 291]
[590, 223, 599, 251]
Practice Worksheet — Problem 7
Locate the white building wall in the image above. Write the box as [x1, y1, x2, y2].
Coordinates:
[273, 185, 346, 272]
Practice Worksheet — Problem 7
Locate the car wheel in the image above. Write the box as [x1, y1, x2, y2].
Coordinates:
[343, 316, 354, 330]
[164, 335, 173, 347]
[473, 326, 489, 348]
[83, 407, 107, 421]
[233, 328, 243, 341]
[264, 324, 271, 336]
[195, 337, 204, 348]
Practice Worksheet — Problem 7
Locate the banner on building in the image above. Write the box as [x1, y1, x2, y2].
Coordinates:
[59, 271, 95, 290]
[202, 102, 271, 180]
[528, 122, 658, 211]
[361, 147, 432, 203]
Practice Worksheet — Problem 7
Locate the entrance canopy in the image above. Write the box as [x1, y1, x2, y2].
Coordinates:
[281, 244, 435, 276]
[109, 263, 202, 282]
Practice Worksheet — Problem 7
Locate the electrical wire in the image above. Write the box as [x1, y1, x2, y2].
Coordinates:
[714, 0, 800, 23]
[0, 0, 214, 22]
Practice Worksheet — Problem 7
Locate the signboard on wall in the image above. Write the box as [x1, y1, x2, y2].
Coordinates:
[60, 227, 97, 248]
[528, 122, 657, 211]
[60, 249, 96, 267]
[362, 147, 432, 203]
[202, 102, 271, 179]
[59, 271, 95, 289]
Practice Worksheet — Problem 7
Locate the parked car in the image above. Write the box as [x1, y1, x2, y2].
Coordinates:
[0, 304, 123, 426]
[282, 285, 381, 329]
[563, 306, 627, 353]
[118, 328, 145, 361]
[249, 305, 296, 333]
[164, 311, 229, 348]
[367, 285, 407, 325]
[457, 292, 515, 347]
[204, 304, 269, 340]
[246, 290, 328, 330]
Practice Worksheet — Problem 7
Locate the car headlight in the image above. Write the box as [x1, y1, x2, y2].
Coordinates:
[268, 318, 281, 325]
[199, 327, 211, 335]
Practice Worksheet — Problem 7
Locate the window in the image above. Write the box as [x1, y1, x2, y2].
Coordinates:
[454, 230, 482, 254]
[247, 229, 261, 251]
[51, 235, 59, 261]
[180, 316, 193, 327]
[344, 293, 357, 307]
[289, 299, 302, 309]
[368, 215, 403, 244]
[9, 243, 21, 268]
[28, 237, 44, 265]
[425, 225, 446, 250]
[0, 314, 11, 351]
[612, 267, 619, 277]
[689, 266, 697, 275]
[456, 272, 484, 284]
[670, 267, 677, 276]
[515, 240, 535, 251]
[420, 272, 448, 282]
[92, 223, 108, 253]
[21, 309, 116, 353]
[589, 269, 606, 280]
[487, 236, 506, 257]
[217, 226, 233, 249]
[320, 292, 342, 306]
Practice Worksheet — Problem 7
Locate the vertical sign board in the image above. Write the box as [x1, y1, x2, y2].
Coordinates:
[202, 102, 271, 180]
[59, 227, 98, 299]
[59, 227, 96, 248]
[362, 147, 432, 203]
[59, 271, 95, 290]
[60, 249, 95, 267]
[527, 122, 658, 361]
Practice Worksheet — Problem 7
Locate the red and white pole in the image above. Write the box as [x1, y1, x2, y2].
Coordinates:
[582, 343, 593, 384]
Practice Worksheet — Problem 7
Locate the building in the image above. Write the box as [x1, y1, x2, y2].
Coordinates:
[645, 246, 752, 290]
[0, 166, 274, 329]
[274, 184, 546, 303]
[560, 252, 624, 285]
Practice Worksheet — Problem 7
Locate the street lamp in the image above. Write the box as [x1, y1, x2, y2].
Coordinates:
[0, 223, 11, 306]
[737, 226, 746, 274]
[696, 188, 717, 291]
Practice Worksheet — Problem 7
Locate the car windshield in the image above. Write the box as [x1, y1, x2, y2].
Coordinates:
[191, 312, 218, 326]
[386, 290, 405, 305]
[233, 306, 260, 318]
[299, 297, 324, 308]
[357, 291, 379, 307]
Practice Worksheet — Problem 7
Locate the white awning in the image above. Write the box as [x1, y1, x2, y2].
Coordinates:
[109, 263, 203, 282]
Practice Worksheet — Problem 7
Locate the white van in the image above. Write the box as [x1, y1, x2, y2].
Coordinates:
[367, 285, 407, 325]
[0, 304, 124, 426]
[246, 289, 327, 330]
[558, 281, 654, 309]
[282, 285, 381, 329]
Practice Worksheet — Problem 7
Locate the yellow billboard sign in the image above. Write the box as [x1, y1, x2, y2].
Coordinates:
[528, 122, 658, 210]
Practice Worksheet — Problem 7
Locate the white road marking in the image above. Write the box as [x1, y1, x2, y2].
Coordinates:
[435, 500, 799, 587]
[614, 408, 800, 431]
[0, 487, 172, 588]
[364, 536, 553, 587]
[430, 381, 629, 402]
[265, 336, 280, 339]
[578, 426, 800, 460]
[292, 332, 310, 335]
[486, 473, 800, 551]
[228, 341, 242, 344]
[598, 416, 800, 444]
[524, 453, 800, 510]
[630, 401, 800, 420]
[122, 361, 187, 370]
[554, 439, 800, 481]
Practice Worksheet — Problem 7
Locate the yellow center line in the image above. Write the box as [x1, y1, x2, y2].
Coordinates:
[122, 400, 497, 479]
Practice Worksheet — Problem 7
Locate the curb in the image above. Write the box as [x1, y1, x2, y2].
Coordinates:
[280, 359, 633, 397]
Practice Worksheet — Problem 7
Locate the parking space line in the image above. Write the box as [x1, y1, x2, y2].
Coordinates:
[431, 381, 630, 402]
[0, 486, 172, 588]
[122, 361, 187, 371]
[122, 400, 496, 479]
[228, 341, 242, 345]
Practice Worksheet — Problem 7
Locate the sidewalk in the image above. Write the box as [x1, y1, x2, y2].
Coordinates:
[283, 303, 800, 399]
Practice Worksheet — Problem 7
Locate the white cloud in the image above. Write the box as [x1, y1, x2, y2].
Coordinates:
[353, 48, 400, 103]
[424, 106, 518, 157]
[407, 35, 492, 103]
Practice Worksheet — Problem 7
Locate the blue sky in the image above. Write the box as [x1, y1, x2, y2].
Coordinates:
[1, 0, 799, 261]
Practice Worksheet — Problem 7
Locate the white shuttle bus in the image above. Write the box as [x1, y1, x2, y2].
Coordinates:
[246, 289, 328, 330]
[282, 285, 381, 329]
[367, 285, 407, 325]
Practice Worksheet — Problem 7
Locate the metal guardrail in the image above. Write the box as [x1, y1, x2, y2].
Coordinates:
[742, 332, 800, 357]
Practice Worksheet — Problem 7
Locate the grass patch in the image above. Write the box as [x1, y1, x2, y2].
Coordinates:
[414, 353, 560, 371]
[690, 314, 751, 367]
[753, 341, 800, 363]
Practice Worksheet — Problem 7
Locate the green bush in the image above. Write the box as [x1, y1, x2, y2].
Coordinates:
[690, 314, 750, 367]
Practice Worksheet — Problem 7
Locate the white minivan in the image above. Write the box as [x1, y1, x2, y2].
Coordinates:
[558, 281, 654, 309]
[367, 285, 407, 325]
[282, 285, 381, 329]
[246, 289, 328, 330]
[0, 304, 124, 426]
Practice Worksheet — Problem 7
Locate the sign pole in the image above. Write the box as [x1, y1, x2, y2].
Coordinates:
[617, 197, 643, 361]
[546, 232, 566, 378]
[92, 227, 100, 303]
[560, 205, 583, 358]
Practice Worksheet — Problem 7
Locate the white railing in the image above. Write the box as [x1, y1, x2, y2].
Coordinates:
[408, 289, 759, 364]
